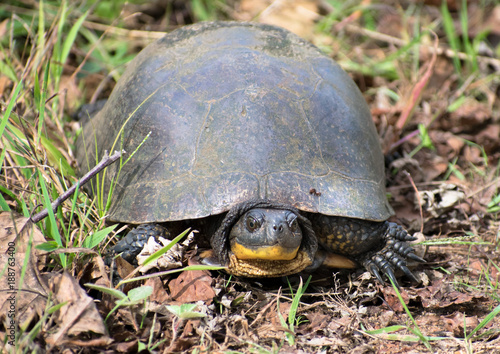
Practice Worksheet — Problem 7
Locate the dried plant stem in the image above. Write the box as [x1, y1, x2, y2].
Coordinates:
[31, 150, 123, 223]
[342, 23, 500, 69]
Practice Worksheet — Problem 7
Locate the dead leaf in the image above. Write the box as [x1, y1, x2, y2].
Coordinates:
[45, 271, 108, 346]
[389, 155, 425, 182]
[382, 286, 410, 313]
[420, 156, 449, 183]
[116, 339, 139, 352]
[137, 231, 196, 273]
[0, 212, 48, 330]
[300, 309, 330, 333]
[145, 277, 170, 303]
[168, 260, 215, 303]
[449, 98, 492, 134]
[115, 256, 137, 280]
[444, 312, 480, 338]
[303, 336, 348, 347]
[418, 184, 466, 218]
[415, 277, 489, 309]
[0, 19, 8, 38]
[167, 319, 202, 352]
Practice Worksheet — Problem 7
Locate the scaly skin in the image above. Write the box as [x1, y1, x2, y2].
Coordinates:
[307, 213, 423, 285]
[112, 224, 169, 263]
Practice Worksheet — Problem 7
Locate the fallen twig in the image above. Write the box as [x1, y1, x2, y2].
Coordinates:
[30, 150, 123, 223]
[341, 23, 500, 70]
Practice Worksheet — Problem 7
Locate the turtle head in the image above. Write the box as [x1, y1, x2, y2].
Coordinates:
[229, 208, 302, 261]
[208, 199, 318, 277]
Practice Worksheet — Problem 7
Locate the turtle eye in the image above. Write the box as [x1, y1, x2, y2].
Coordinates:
[288, 216, 299, 233]
[246, 216, 261, 232]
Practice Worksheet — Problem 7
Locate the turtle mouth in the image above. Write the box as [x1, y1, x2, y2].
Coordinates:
[230, 241, 299, 261]
[227, 250, 313, 277]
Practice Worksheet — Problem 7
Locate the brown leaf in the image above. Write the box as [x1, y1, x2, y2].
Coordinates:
[145, 277, 170, 303]
[300, 309, 330, 333]
[382, 286, 410, 313]
[415, 277, 489, 309]
[116, 339, 139, 352]
[168, 260, 215, 303]
[115, 256, 136, 280]
[254, 300, 292, 339]
[477, 124, 500, 155]
[45, 271, 108, 345]
[444, 312, 480, 338]
[449, 99, 492, 133]
[0, 212, 48, 330]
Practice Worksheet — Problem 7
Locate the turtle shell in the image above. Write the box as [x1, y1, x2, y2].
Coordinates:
[76, 21, 394, 224]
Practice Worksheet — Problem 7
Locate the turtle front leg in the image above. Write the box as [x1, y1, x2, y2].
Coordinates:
[112, 223, 169, 264]
[362, 222, 425, 287]
[307, 214, 424, 286]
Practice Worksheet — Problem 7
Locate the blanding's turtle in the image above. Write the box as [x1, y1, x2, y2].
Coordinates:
[76, 21, 423, 285]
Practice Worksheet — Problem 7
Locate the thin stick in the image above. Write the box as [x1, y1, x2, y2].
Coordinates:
[30, 150, 123, 223]
[342, 23, 500, 70]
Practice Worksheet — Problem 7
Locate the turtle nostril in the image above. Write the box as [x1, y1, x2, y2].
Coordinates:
[273, 224, 284, 233]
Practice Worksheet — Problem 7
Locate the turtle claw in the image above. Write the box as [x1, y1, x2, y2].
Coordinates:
[383, 265, 399, 288]
[362, 222, 424, 286]
[364, 256, 399, 287]
[407, 252, 426, 263]
[368, 263, 385, 284]
[400, 264, 420, 283]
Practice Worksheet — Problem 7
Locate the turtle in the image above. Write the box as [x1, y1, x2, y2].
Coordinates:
[76, 21, 424, 285]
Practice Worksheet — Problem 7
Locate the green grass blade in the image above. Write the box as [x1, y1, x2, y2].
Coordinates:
[85, 283, 126, 300]
[82, 224, 117, 249]
[0, 145, 6, 178]
[60, 10, 89, 70]
[466, 304, 500, 340]
[36, 0, 45, 65]
[36, 59, 50, 147]
[459, 0, 477, 72]
[365, 325, 407, 335]
[117, 265, 226, 285]
[0, 79, 24, 140]
[53, 0, 68, 82]
[140, 228, 191, 266]
[34, 66, 41, 109]
[0, 194, 10, 212]
[0, 55, 18, 83]
[389, 278, 432, 350]
[441, 0, 461, 74]
[276, 289, 294, 345]
[0, 185, 18, 212]
[288, 276, 311, 331]
[37, 169, 67, 267]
